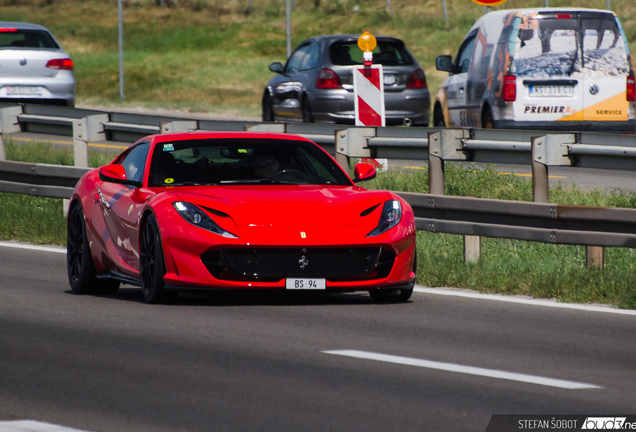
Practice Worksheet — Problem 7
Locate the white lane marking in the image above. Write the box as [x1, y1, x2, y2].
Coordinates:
[414, 286, 636, 316]
[0, 420, 93, 432]
[0, 241, 66, 254]
[323, 350, 601, 390]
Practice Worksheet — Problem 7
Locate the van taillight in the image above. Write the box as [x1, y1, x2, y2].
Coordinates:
[556, 14, 572, 19]
[315, 69, 342, 89]
[627, 76, 635, 102]
[503, 75, 516, 102]
[406, 69, 427, 89]
[46, 59, 74, 70]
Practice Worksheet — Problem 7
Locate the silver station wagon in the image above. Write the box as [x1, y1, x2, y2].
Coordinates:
[0, 22, 75, 107]
[263, 34, 431, 126]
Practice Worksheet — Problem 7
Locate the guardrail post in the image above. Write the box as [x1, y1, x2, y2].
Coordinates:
[335, 127, 375, 173]
[161, 120, 198, 134]
[428, 131, 445, 195]
[586, 246, 605, 270]
[531, 136, 550, 203]
[0, 106, 24, 161]
[68, 114, 108, 218]
[73, 114, 109, 168]
[532, 134, 603, 268]
[531, 134, 573, 203]
[429, 129, 478, 262]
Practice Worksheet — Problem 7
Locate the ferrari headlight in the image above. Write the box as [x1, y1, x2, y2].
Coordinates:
[366, 200, 402, 237]
[172, 201, 238, 238]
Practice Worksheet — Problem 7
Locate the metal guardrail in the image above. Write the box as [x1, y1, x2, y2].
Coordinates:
[1, 102, 636, 267]
[397, 192, 636, 249]
[0, 160, 90, 199]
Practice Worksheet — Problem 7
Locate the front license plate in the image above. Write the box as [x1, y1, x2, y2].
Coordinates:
[286, 278, 326, 290]
[529, 85, 573, 97]
[6, 86, 41, 96]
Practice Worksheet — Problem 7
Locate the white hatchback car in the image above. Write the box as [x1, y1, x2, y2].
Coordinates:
[0, 22, 75, 106]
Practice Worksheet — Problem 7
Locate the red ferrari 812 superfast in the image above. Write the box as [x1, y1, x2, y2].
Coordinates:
[67, 132, 416, 303]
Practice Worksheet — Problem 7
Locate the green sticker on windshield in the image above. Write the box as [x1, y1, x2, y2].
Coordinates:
[238, 149, 247, 153]
[163, 143, 174, 151]
[164, 178, 174, 184]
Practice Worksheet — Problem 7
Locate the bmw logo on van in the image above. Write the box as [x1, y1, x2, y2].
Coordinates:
[589, 84, 599, 95]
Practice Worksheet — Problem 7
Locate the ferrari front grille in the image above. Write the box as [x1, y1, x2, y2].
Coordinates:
[201, 247, 393, 281]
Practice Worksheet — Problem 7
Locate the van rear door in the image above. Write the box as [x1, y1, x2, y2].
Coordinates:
[580, 14, 630, 123]
[513, 14, 585, 123]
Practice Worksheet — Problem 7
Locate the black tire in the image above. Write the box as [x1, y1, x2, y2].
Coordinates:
[67, 203, 119, 295]
[433, 104, 445, 127]
[482, 106, 494, 129]
[140, 214, 172, 304]
[262, 93, 274, 122]
[301, 95, 314, 123]
[369, 249, 416, 303]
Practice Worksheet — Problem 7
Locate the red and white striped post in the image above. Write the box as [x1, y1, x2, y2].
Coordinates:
[353, 65, 385, 127]
[354, 30, 385, 127]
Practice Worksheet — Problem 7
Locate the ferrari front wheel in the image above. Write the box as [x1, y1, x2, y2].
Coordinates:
[67, 203, 119, 295]
[369, 250, 416, 303]
[140, 214, 172, 304]
[369, 287, 414, 303]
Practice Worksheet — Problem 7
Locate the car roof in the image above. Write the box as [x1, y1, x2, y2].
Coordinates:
[303, 34, 404, 44]
[0, 22, 51, 31]
[147, 131, 315, 145]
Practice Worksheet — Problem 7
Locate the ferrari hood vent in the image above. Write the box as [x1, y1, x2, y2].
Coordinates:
[360, 203, 381, 217]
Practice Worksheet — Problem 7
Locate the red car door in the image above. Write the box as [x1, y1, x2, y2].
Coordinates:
[98, 143, 150, 272]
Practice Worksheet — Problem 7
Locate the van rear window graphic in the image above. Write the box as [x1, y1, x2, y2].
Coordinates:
[514, 17, 629, 78]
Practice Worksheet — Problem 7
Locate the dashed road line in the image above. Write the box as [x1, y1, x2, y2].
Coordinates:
[323, 350, 602, 389]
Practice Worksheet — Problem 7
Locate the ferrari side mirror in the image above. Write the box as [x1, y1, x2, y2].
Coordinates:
[353, 163, 377, 183]
[99, 164, 141, 187]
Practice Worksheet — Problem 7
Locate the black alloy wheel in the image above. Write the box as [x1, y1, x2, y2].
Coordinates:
[262, 93, 275, 122]
[433, 105, 445, 127]
[67, 203, 119, 295]
[301, 95, 314, 123]
[140, 214, 172, 304]
[369, 249, 416, 303]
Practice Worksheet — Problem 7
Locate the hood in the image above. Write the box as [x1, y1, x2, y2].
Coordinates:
[172, 185, 391, 227]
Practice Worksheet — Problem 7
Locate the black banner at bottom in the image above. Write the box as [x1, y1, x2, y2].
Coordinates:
[485, 415, 636, 432]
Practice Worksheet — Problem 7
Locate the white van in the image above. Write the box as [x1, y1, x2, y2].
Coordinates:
[434, 8, 636, 132]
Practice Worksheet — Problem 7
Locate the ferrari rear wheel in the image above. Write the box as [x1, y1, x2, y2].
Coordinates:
[140, 214, 172, 304]
[67, 203, 119, 295]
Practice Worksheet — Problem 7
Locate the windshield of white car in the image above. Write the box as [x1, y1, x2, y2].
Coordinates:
[148, 138, 353, 187]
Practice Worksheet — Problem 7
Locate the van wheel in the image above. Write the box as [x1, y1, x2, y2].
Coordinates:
[301, 95, 313, 123]
[262, 94, 274, 122]
[482, 106, 494, 129]
[433, 105, 445, 127]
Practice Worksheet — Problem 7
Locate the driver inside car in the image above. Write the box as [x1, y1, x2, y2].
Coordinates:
[251, 154, 280, 179]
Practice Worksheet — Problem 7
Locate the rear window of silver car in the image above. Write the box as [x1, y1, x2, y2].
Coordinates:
[0, 29, 60, 49]
[329, 41, 413, 66]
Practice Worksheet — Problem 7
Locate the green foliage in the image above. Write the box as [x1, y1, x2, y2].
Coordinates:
[0, 193, 66, 245]
[4, 139, 116, 168]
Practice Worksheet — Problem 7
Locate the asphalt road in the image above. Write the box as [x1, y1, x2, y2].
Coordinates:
[1, 244, 635, 432]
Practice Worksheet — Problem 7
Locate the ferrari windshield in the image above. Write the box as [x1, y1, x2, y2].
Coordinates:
[148, 138, 352, 187]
